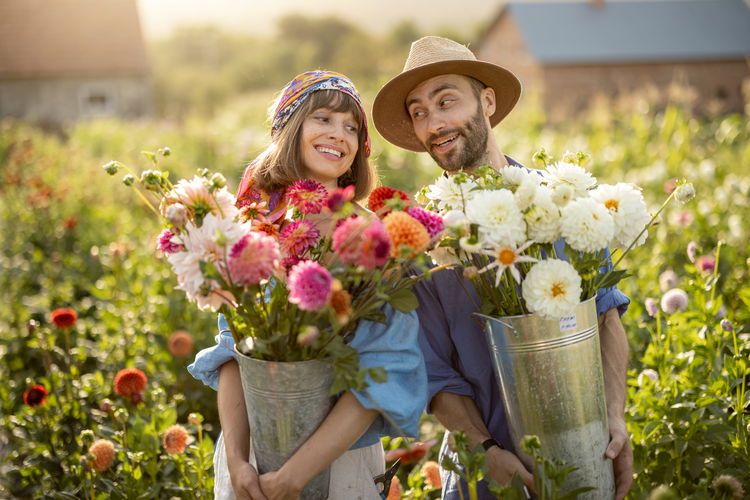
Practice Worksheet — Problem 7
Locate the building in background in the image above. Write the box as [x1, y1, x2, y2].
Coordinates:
[0, 0, 152, 127]
[476, 0, 750, 117]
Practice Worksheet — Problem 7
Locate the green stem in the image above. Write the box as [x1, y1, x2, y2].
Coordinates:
[611, 190, 676, 269]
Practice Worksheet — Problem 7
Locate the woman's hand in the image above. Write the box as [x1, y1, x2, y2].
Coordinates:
[228, 460, 268, 500]
[259, 470, 303, 500]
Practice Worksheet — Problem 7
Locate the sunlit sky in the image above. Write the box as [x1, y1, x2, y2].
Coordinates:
[136, 0, 499, 39]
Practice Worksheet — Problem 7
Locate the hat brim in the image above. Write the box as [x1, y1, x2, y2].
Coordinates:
[372, 60, 522, 153]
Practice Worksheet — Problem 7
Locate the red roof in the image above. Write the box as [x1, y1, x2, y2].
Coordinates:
[0, 0, 150, 79]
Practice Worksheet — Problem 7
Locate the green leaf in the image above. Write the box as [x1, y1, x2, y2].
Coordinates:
[387, 288, 419, 313]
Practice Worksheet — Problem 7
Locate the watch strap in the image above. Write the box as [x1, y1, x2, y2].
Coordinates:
[481, 438, 503, 451]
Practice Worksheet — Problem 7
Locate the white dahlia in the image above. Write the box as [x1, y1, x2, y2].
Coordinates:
[560, 197, 614, 253]
[465, 189, 526, 246]
[543, 161, 596, 198]
[167, 214, 247, 310]
[522, 259, 582, 318]
[524, 186, 561, 243]
[590, 183, 650, 249]
[501, 165, 538, 186]
[424, 175, 479, 212]
[165, 176, 238, 221]
[514, 175, 540, 211]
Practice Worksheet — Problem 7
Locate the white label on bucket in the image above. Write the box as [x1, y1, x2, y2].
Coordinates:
[559, 314, 577, 332]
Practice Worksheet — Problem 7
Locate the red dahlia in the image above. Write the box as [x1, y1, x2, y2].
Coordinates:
[367, 187, 410, 216]
[113, 368, 148, 397]
[23, 384, 48, 407]
[50, 308, 77, 328]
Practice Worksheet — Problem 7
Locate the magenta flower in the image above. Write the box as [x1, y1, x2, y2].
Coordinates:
[279, 220, 320, 257]
[297, 326, 321, 345]
[288, 260, 333, 310]
[228, 232, 281, 285]
[660, 288, 688, 314]
[406, 207, 444, 240]
[696, 255, 716, 274]
[332, 216, 391, 270]
[325, 185, 355, 212]
[287, 180, 328, 215]
[157, 228, 184, 254]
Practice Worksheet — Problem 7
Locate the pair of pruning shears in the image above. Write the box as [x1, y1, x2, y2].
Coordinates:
[374, 459, 401, 499]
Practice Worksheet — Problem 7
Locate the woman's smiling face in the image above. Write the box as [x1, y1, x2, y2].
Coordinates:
[299, 107, 359, 188]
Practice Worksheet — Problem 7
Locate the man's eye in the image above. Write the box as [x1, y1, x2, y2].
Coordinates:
[440, 98, 454, 107]
[411, 109, 425, 119]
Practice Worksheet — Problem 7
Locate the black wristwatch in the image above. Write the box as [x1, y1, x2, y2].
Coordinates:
[482, 438, 503, 452]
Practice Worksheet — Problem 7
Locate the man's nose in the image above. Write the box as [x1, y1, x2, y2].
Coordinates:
[427, 113, 446, 135]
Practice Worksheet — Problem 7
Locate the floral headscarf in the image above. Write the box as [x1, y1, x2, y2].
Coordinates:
[236, 71, 370, 223]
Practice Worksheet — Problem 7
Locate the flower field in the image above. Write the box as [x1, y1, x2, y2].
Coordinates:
[1, 98, 748, 499]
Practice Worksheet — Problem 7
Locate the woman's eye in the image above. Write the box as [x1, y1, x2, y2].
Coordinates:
[346, 124, 358, 133]
[314, 115, 329, 122]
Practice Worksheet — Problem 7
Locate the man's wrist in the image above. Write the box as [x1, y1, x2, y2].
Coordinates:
[482, 438, 503, 452]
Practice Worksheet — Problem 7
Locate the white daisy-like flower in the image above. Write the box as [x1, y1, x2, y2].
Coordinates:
[424, 175, 479, 212]
[477, 240, 538, 285]
[501, 165, 537, 186]
[590, 183, 650, 249]
[465, 189, 527, 246]
[522, 259, 582, 318]
[560, 197, 614, 253]
[550, 184, 574, 207]
[514, 175, 540, 211]
[543, 161, 596, 198]
[167, 214, 246, 310]
[165, 176, 238, 221]
[442, 209, 471, 236]
[524, 186, 561, 243]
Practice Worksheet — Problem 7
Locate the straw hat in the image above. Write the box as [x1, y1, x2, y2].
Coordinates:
[372, 36, 522, 152]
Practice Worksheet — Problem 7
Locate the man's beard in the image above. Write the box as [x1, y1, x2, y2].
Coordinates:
[423, 108, 489, 173]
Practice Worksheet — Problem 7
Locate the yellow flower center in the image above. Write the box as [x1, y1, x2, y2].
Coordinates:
[605, 199, 619, 211]
[551, 282, 566, 297]
[498, 248, 517, 265]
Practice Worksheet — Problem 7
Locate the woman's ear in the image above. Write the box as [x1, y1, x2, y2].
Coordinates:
[481, 87, 497, 117]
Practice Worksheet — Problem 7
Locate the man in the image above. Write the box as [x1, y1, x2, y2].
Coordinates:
[372, 36, 633, 500]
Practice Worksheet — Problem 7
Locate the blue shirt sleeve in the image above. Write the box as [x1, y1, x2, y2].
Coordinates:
[187, 314, 236, 391]
[593, 248, 631, 317]
[349, 304, 428, 445]
[412, 273, 475, 408]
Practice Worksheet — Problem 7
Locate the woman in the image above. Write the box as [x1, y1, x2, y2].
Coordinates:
[188, 71, 427, 500]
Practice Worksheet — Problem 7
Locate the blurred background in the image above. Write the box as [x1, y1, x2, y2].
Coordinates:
[2, 2, 750, 497]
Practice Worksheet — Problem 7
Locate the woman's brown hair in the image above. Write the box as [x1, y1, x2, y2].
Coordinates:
[252, 90, 375, 201]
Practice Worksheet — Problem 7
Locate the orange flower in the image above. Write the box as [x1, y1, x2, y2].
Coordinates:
[386, 475, 402, 500]
[421, 460, 442, 489]
[113, 368, 147, 397]
[163, 424, 189, 454]
[368, 186, 410, 216]
[167, 330, 194, 357]
[328, 288, 352, 324]
[89, 439, 115, 471]
[23, 384, 48, 407]
[50, 308, 77, 328]
[383, 211, 430, 259]
[385, 438, 438, 465]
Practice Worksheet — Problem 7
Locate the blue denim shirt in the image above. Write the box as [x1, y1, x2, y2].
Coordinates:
[188, 304, 427, 449]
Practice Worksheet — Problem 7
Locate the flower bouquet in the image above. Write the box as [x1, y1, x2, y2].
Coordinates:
[104, 150, 437, 497]
[418, 150, 693, 499]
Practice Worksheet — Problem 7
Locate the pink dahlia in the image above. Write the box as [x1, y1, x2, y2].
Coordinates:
[157, 228, 184, 254]
[696, 255, 716, 274]
[288, 260, 333, 311]
[406, 207, 444, 240]
[228, 232, 281, 285]
[287, 180, 328, 215]
[279, 220, 321, 257]
[324, 185, 355, 212]
[332, 216, 391, 269]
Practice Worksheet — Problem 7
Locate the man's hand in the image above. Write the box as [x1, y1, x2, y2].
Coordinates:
[606, 417, 633, 500]
[259, 470, 303, 500]
[228, 460, 268, 500]
[485, 446, 535, 492]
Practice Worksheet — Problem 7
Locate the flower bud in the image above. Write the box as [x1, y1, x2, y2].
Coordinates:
[188, 413, 203, 426]
[27, 319, 38, 334]
[114, 408, 128, 423]
[658, 269, 678, 292]
[720, 319, 734, 332]
[532, 148, 551, 167]
[297, 326, 320, 346]
[644, 298, 658, 318]
[79, 429, 95, 443]
[165, 203, 188, 227]
[141, 170, 164, 191]
[675, 183, 695, 203]
[102, 161, 120, 175]
[130, 392, 143, 405]
[99, 399, 112, 413]
[210, 173, 227, 190]
[686, 241, 698, 263]
[122, 174, 135, 186]
[158, 147, 171, 157]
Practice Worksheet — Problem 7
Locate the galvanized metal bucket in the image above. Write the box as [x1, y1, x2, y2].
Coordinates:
[235, 352, 334, 500]
[477, 297, 615, 500]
